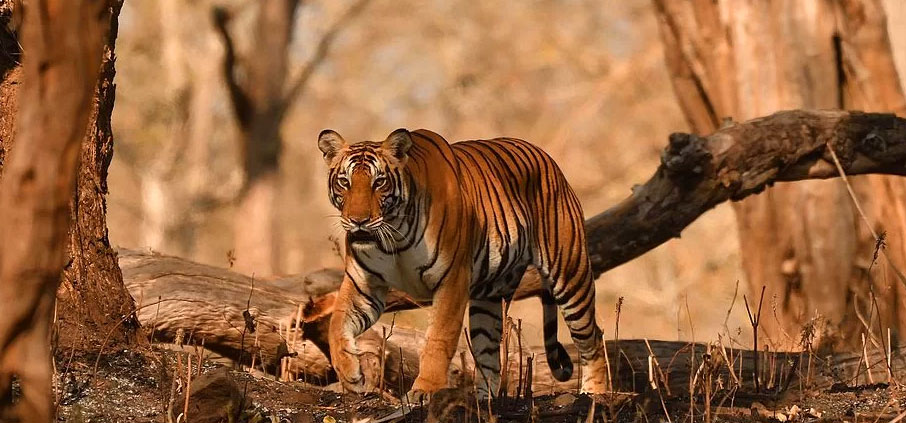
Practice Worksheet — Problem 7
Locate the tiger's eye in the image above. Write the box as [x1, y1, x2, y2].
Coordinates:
[374, 176, 387, 188]
[337, 175, 350, 189]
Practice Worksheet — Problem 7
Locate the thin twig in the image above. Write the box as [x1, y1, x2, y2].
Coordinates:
[744, 286, 766, 393]
[716, 336, 740, 387]
[643, 339, 673, 423]
[516, 319, 523, 399]
[236, 275, 255, 366]
[378, 313, 396, 393]
[183, 354, 192, 422]
[615, 297, 624, 391]
[602, 336, 613, 392]
[150, 295, 162, 342]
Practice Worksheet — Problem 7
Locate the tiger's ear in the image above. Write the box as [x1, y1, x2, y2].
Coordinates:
[383, 128, 412, 160]
[318, 129, 347, 164]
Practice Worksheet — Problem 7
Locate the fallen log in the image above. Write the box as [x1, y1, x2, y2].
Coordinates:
[121, 248, 421, 391]
[122, 249, 906, 397]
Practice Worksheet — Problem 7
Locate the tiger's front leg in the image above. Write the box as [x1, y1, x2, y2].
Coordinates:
[407, 267, 470, 403]
[328, 273, 387, 393]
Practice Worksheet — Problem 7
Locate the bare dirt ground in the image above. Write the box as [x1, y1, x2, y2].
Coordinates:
[24, 344, 902, 423]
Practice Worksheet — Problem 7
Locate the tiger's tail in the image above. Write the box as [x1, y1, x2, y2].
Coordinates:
[541, 288, 573, 381]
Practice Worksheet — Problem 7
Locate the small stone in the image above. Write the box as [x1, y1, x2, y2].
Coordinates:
[552, 392, 577, 407]
[183, 367, 242, 423]
[787, 404, 801, 420]
[750, 401, 766, 417]
[427, 387, 473, 423]
[290, 412, 316, 423]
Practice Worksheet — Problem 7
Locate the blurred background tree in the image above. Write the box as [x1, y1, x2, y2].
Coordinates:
[211, 0, 370, 275]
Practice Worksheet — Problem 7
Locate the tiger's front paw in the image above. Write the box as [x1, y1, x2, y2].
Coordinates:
[405, 376, 446, 406]
[404, 388, 431, 407]
[331, 346, 367, 393]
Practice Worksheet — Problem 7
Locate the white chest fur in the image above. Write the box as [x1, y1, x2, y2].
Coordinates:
[348, 233, 449, 301]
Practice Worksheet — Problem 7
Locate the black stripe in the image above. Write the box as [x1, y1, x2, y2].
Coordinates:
[475, 360, 501, 370]
[348, 252, 388, 285]
[412, 131, 460, 173]
[563, 299, 592, 323]
[469, 306, 500, 319]
[469, 328, 500, 342]
[473, 345, 501, 356]
[344, 270, 381, 310]
[416, 209, 446, 279]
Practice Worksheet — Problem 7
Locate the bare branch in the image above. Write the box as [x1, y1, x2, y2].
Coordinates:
[585, 109, 906, 278]
[279, 0, 372, 113]
[212, 7, 252, 129]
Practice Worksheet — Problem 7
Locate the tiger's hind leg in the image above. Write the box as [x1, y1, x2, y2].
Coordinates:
[468, 298, 502, 398]
[535, 214, 609, 393]
[542, 261, 609, 393]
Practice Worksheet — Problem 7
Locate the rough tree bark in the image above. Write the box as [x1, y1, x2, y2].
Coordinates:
[55, 0, 142, 352]
[653, 0, 906, 349]
[123, 109, 906, 394]
[0, 2, 19, 178]
[212, 0, 370, 276]
[0, 0, 112, 421]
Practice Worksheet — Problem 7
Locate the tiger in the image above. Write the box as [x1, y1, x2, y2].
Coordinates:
[318, 128, 608, 401]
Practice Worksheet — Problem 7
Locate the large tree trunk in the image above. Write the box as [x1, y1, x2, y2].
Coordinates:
[841, 0, 906, 357]
[0, 0, 113, 421]
[55, 0, 142, 352]
[0, 0, 138, 356]
[653, 0, 906, 350]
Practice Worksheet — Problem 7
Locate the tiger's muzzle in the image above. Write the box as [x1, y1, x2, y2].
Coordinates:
[341, 216, 383, 243]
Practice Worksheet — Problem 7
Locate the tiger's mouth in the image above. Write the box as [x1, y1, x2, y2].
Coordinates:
[347, 229, 377, 243]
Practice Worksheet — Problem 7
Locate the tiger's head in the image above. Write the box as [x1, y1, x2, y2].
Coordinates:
[318, 128, 413, 249]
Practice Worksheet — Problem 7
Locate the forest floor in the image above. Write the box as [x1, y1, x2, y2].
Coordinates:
[30, 346, 906, 423]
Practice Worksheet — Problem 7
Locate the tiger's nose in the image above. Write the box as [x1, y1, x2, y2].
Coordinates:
[349, 216, 371, 227]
